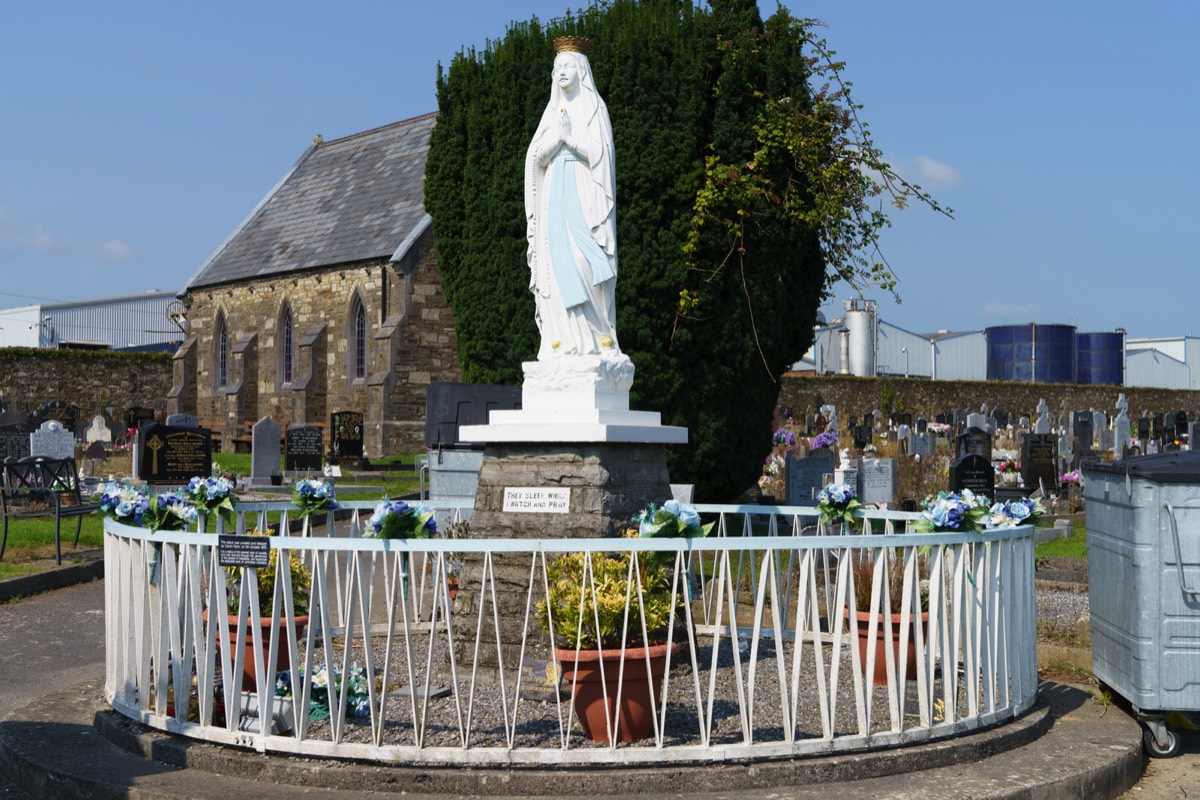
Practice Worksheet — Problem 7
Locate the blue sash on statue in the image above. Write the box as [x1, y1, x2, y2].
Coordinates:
[548, 151, 614, 310]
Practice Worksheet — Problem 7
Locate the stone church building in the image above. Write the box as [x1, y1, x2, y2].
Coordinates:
[168, 112, 460, 455]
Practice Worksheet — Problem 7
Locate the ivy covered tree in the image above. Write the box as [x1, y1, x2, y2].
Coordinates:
[426, 0, 945, 500]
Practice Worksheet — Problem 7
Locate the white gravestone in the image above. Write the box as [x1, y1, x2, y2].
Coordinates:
[30, 420, 75, 460]
[1034, 399, 1051, 435]
[86, 415, 112, 444]
[858, 458, 897, 506]
[1114, 410, 1131, 458]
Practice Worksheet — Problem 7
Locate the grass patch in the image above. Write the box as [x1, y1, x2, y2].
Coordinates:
[1, 515, 105, 562]
[1036, 526, 1087, 559]
[0, 561, 44, 580]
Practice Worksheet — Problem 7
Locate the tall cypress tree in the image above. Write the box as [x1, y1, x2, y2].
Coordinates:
[426, 1, 829, 500]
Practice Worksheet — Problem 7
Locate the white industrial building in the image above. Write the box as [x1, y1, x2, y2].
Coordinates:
[794, 300, 1200, 389]
[0, 290, 183, 351]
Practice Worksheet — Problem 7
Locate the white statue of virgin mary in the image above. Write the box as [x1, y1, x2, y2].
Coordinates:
[525, 36, 619, 360]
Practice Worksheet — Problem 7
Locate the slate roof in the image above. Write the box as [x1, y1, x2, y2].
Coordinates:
[185, 112, 436, 291]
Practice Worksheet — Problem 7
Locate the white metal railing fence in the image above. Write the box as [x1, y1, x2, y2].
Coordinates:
[104, 504, 1037, 764]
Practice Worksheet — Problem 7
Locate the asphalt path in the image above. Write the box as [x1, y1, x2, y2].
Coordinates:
[0, 579, 106, 798]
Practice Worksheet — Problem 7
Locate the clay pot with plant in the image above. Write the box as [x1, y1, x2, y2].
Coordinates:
[537, 548, 682, 744]
[206, 528, 312, 691]
[844, 550, 929, 687]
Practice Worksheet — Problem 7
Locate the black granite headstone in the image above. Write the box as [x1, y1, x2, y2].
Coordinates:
[900, 412, 913, 428]
[852, 424, 871, 450]
[1151, 413, 1164, 443]
[949, 454, 995, 498]
[956, 426, 992, 460]
[0, 423, 32, 462]
[285, 425, 325, 472]
[1138, 417, 1150, 441]
[330, 411, 365, 461]
[1020, 433, 1058, 493]
[123, 406, 157, 434]
[137, 422, 213, 483]
[916, 418, 928, 435]
[38, 400, 77, 431]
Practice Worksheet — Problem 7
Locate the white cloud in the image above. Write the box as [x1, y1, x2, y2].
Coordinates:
[94, 239, 139, 262]
[0, 206, 138, 262]
[982, 302, 1034, 318]
[0, 207, 60, 251]
[911, 155, 963, 189]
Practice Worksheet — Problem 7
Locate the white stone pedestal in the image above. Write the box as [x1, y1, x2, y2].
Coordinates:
[459, 352, 687, 445]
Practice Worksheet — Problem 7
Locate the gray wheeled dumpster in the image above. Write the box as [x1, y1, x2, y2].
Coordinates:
[1085, 451, 1200, 757]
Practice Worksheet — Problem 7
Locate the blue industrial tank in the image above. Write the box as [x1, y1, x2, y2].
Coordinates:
[1076, 332, 1124, 385]
[986, 324, 1077, 383]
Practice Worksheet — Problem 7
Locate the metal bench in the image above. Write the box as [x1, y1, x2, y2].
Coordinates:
[1, 456, 102, 565]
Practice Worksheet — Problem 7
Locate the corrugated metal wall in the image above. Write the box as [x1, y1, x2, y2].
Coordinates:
[40, 292, 181, 350]
[875, 321, 932, 378]
[933, 332, 987, 381]
[1126, 349, 1190, 389]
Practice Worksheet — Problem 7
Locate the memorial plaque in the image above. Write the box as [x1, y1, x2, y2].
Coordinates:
[38, 400, 77, 431]
[949, 454, 995, 498]
[138, 422, 213, 483]
[0, 423, 31, 461]
[30, 420, 75, 459]
[285, 425, 324, 472]
[858, 458, 897, 506]
[330, 411, 364, 461]
[1021, 433, 1058, 493]
[785, 451, 835, 506]
[217, 535, 272, 568]
[502, 487, 570, 513]
[522, 657, 565, 702]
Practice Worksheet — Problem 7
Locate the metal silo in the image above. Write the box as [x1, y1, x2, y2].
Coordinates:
[843, 298, 876, 377]
[1076, 330, 1125, 385]
[986, 323, 1077, 383]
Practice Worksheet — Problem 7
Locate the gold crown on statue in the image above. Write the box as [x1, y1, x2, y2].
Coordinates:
[553, 36, 591, 55]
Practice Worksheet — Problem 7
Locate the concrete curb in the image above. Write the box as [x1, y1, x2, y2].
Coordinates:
[0, 679, 1145, 799]
[0, 551, 103, 604]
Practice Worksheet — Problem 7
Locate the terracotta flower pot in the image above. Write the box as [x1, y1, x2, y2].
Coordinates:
[203, 610, 308, 691]
[844, 608, 928, 687]
[554, 641, 677, 744]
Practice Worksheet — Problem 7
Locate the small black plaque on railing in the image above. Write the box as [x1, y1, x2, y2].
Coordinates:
[217, 535, 271, 568]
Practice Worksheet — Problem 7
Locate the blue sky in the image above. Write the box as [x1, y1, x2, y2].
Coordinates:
[1, 2, 1197, 339]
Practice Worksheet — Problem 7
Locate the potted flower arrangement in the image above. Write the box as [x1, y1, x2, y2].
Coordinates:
[912, 490, 992, 533]
[214, 527, 313, 691]
[810, 430, 839, 452]
[997, 460, 1021, 487]
[816, 482, 861, 527]
[292, 478, 338, 518]
[366, 499, 437, 539]
[538, 500, 707, 744]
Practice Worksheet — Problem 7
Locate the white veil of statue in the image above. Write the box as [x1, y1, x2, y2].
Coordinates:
[524, 38, 619, 359]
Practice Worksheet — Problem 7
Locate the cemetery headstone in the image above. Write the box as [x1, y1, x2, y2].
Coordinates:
[834, 465, 858, 493]
[956, 426, 992, 461]
[1189, 421, 1200, 451]
[85, 415, 112, 444]
[250, 416, 282, 485]
[1019, 415, 1031, 430]
[1178, 411, 1189, 444]
[30, 420, 75, 460]
[0, 423, 32, 462]
[1114, 410, 1131, 459]
[897, 424, 912, 456]
[1072, 413, 1094, 461]
[137, 422, 213, 483]
[84, 440, 107, 462]
[858, 458, 897, 506]
[38, 400, 78, 431]
[966, 412, 989, 433]
[900, 412, 913, 427]
[1164, 411, 1178, 444]
[935, 413, 948, 426]
[949, 454, 995, 498]
[1058, 431, 1072, 473]
[916, 418, 928, 435]
[1021, 434, 1058, 493]
[123, 406, 157, 435]
[852, 424, 871, 450]
[166, 413, 200, 429]
[285, 425, 325, 472]
[910, 432, 932, 458]
[1138, 416, 1150, 443]
[1147, 440, 1160, 455]
[1151, 413, 1164, 443]
[994, 410, 1010, 430]
[1034, 399, 1050, 435]
[330, 411, 365, 462]
[785, 450, 835, 506]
